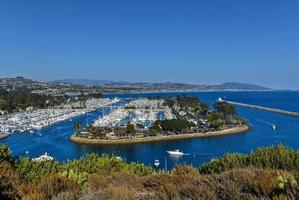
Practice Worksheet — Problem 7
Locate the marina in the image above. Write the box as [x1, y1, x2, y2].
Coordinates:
[0, 98, 119, 135]
[93, 99, 175, 129]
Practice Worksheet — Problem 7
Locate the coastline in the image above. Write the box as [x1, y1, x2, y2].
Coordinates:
[69, 124, 251, 145]
[102, 90, 279, 95]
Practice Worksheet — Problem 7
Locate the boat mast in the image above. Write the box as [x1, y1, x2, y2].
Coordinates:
[164, 157, 167, 171]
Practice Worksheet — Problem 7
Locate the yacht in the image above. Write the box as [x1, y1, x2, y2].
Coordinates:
[272, 124, 276, 131]
[32, 152, 54, 162]
[166, 149, 184, 156]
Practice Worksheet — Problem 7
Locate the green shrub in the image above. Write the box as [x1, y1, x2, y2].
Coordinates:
[1, 144, 299, 200]
[0, 162, 21, 200]
[199, 144, 299, 174]
[0, 145, 13, 163]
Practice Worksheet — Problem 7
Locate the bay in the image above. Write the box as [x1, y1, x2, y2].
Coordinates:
[1, 91, 299, 169]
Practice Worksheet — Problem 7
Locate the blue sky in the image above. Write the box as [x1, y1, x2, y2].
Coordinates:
[0, 0, 298, 89]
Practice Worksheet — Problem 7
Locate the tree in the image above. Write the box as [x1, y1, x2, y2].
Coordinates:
[126, 123, 135, 135]
[74, 122, 82, 134]
[0, 99, 8, 111]
[200, 103, 209, 115]
[163, 98, 175, 108]
[78, 94, 86, 108]
[0, 90, 69, 112]
[136, 123, 144, 130]
[150, 121, 162, 133]
[207, 111, 223, 122]
[159, 119, 195, 132]
[214, 102, 236, 116]
[90, 93, 103, 99]
[176, 96, 200, 108]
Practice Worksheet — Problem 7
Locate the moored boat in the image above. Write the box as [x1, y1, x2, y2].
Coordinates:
[32, 152, 54, 162]
[154, 159, 160, 167]
[0, 132, 9, 139]
[166, 149, 184, 156]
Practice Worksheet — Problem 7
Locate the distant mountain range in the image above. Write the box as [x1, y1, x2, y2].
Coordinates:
[55, 79, 131, 86]
[0, 77, 274, 94]
[220, 82, 270, 91]
[56, 79, 272, 91]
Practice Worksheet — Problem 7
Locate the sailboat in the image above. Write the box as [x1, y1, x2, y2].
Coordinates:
[154, 159, 160, 168]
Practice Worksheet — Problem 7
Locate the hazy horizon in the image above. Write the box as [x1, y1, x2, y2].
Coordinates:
[0, 75, 286, 90]
[1, 0, 298, 89]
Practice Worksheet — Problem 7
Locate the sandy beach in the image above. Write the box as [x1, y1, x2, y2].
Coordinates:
[70, 124, 251, 145]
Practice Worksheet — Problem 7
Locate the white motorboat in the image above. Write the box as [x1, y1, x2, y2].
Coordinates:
[166, 149, 184, 156]
[116, 156, 122, 160]
[272, 124, 276, 131]
[32, 152, 54, 162]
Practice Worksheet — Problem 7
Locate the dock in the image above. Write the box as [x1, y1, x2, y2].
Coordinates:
[219, 98, 299, 118]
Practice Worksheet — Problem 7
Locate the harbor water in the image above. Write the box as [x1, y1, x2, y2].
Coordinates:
[1, 91, 299, 169]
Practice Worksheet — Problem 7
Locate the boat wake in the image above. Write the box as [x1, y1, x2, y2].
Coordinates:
[252, 118, 276, 130]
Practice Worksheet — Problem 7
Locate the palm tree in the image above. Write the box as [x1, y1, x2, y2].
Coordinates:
[74, 121, 82, 135]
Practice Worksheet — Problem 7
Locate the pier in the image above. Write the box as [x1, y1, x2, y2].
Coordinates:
[219, 98, 299, 118]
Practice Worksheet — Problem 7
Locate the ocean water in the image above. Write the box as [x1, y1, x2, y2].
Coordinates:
[1, 91, 299, 169]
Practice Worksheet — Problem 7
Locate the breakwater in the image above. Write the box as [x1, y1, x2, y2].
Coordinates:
[222, 100, 299, 117]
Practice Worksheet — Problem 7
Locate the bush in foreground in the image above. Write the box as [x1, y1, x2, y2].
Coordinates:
[199, 144, 299, 174]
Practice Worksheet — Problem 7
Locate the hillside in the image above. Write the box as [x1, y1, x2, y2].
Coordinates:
[0, 77, 274, 94]
[0, 77, 101, 95]
[0, 144, 298, 199]
[221, 82, 270, 91]
[56, 79, 273, 92]
[55, 79, 129, 86]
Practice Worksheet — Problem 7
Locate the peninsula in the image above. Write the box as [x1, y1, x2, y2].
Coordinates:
[70, 96, 249, 144]
[70, 124, 250, 145]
